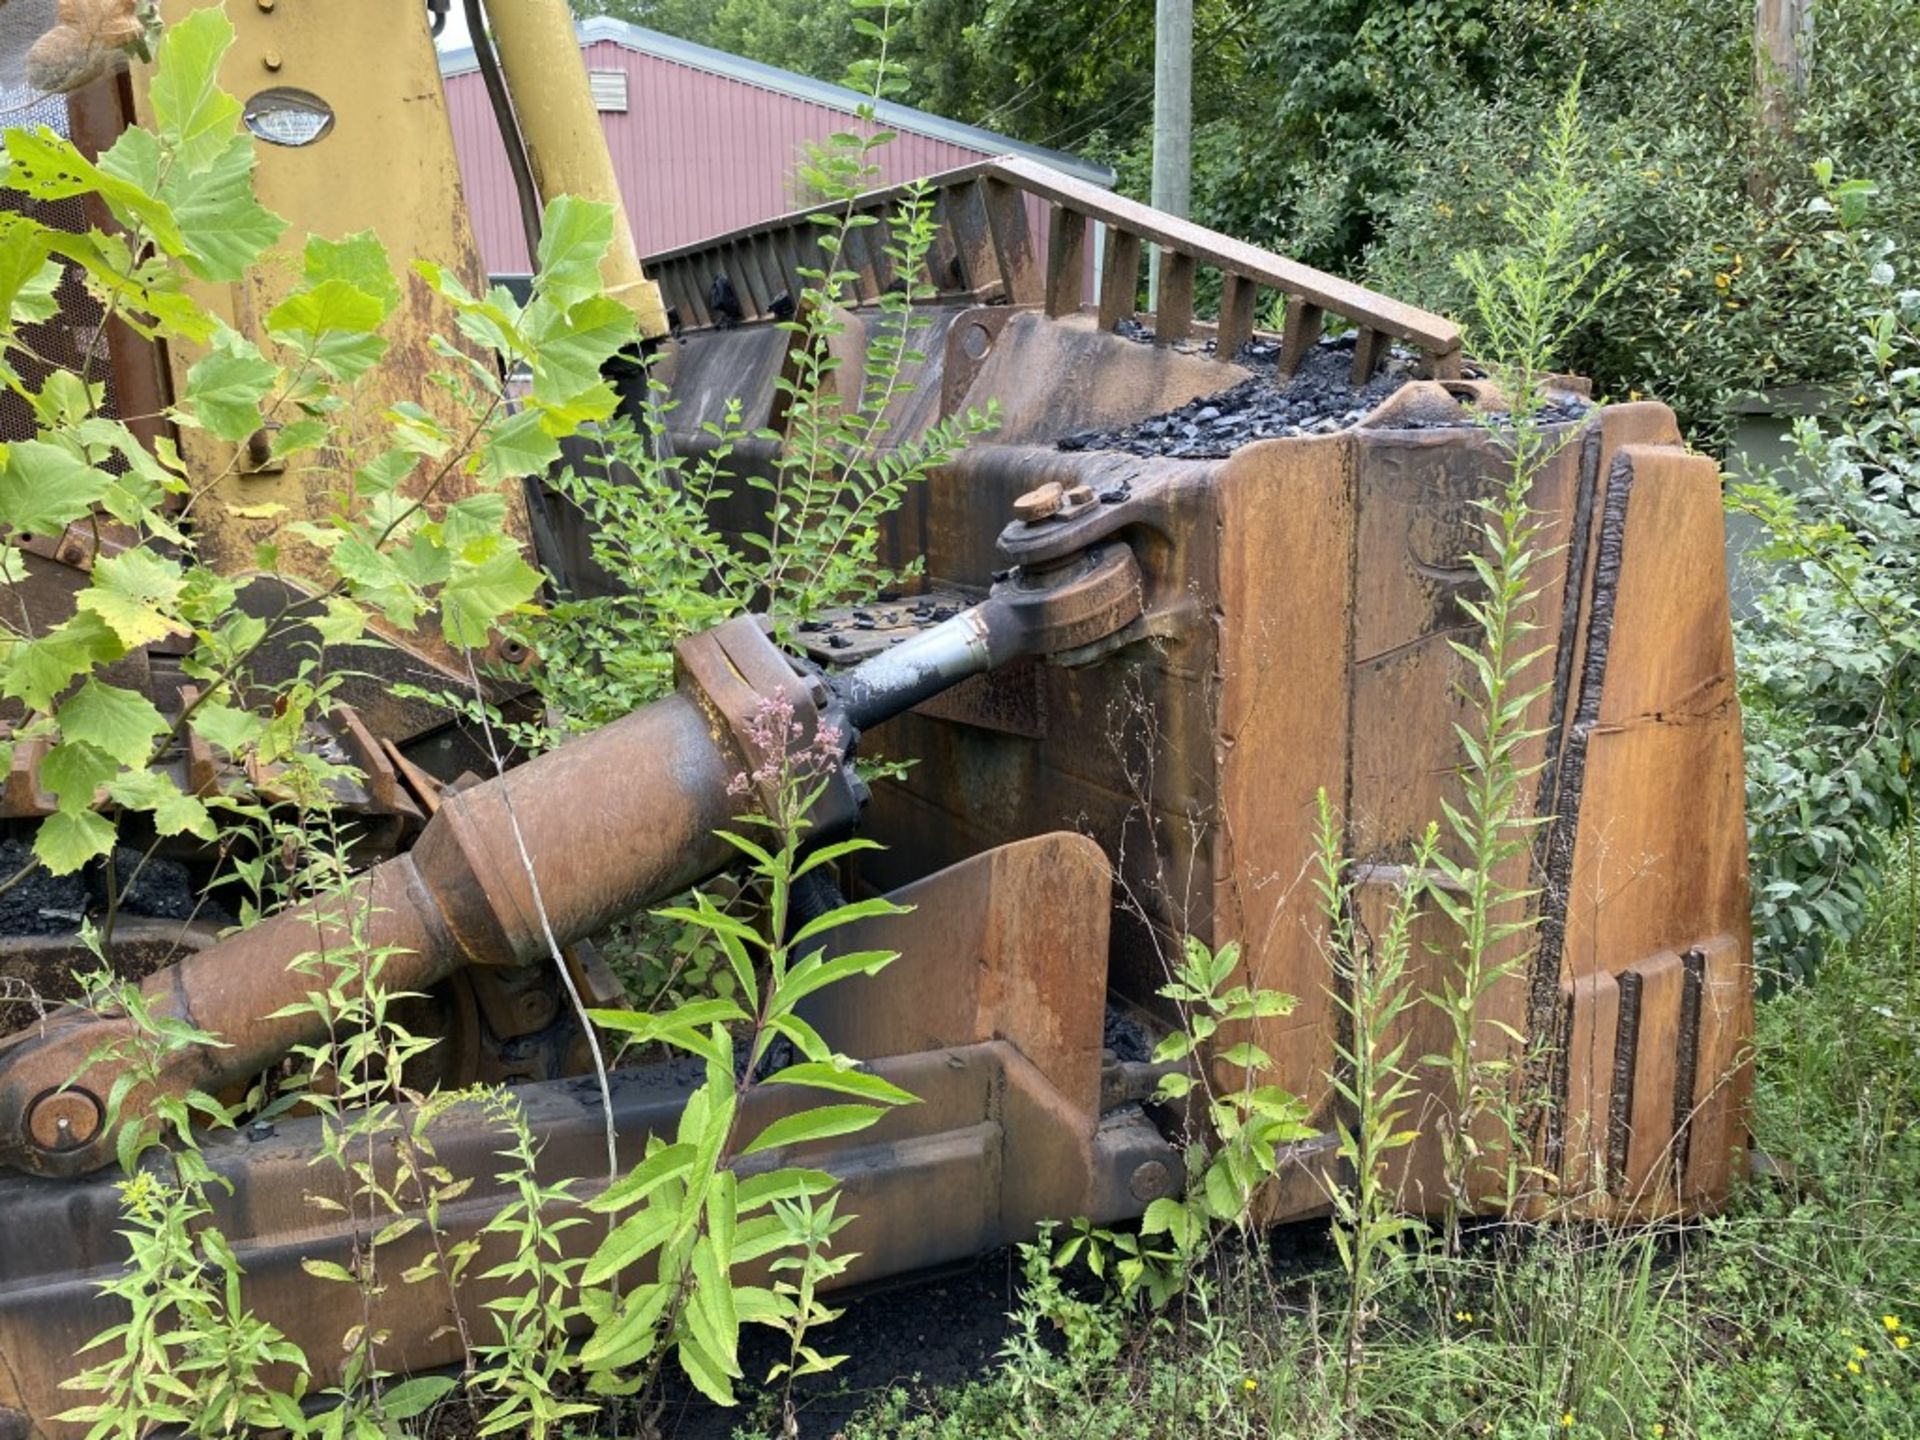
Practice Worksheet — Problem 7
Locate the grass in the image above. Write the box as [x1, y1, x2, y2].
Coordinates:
[816, 836, 1920, 1440]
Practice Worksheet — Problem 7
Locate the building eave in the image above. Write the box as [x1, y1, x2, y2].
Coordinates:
[438, 16, 1116, 188]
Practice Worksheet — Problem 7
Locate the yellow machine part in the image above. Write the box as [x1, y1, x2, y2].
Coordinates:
[133, 0, 535, 677]
[486, 0, 670, 338]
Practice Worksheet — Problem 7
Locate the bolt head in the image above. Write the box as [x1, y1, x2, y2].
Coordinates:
[1012, 481, 1065, 524]
[1129, 1158, 1173, 1202]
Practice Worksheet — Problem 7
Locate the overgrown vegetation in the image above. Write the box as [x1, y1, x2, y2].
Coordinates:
[6, 1, 1920, 1437]
[837, 846, 1920, 1439]
[589, 0, 1920, 451]
[825, 78, 1920, 1440]
[0, 5, 964, 1435]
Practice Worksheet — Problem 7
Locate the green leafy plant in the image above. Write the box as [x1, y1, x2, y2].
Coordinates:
[55, 951, 309, 1440]
[0, 7, 625, 893]
[1041, 938, 1308, 1312]
[1730, 217, 1920, 979]
[469, 1089, 598, 1440]
[1424, 74, 1616, 1237]
[572, 689, 917, 1414]
[521, 82, 999, 735]
[263, 814, 465, 1438]
[1316, 793, 1435, 1418]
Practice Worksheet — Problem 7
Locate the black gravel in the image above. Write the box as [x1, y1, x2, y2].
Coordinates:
[655, 1250, 1024, 1439]
[1059, 334, 1588, 459]
[1059, 334, 1412, 460]
[0, 837, 88, 936]
[0, 837, 218, 938]
[1103, 1005, 1152, 1064]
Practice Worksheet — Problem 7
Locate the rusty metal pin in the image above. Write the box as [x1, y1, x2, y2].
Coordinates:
[25, 1090, 101, 1153]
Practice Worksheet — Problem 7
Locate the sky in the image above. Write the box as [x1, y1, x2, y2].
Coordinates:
[435, 5, 474, 51]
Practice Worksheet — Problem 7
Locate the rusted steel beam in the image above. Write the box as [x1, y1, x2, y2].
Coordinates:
[1154, 250, 1196, 342]
[946, 179, 1000, 298]
[1045, 204, 1087, 318]
[1278, 297, 1323, 378]
[0, 619, 842, 1178]
[0, 834, 1178, 1438]
[1216, 272, 1258, 360]
[640, 156, 1463, 373]
[1350, 325, 1389, 383]
[983, 177, 1043, 306]
[1099, 227, 1143, 331]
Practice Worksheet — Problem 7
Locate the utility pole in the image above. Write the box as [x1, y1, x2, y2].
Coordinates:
[1148, 0, 1191, 311]
[1750, 0, 1811, 199]
[1754, 0, 1811, 138]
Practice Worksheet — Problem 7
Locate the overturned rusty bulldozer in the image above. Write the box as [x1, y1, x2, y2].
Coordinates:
[0, 1, 1751, 1432]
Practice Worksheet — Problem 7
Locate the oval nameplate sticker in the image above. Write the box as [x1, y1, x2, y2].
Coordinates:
[243, 88, 336, 148]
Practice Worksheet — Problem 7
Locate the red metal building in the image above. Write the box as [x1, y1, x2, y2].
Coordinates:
[440, 16, 1115, 278]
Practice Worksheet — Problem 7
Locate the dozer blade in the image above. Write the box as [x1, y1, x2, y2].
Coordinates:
[0, 833, 1175, 1437]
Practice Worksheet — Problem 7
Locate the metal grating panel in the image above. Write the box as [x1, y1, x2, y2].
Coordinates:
[0, 93, 120, 449]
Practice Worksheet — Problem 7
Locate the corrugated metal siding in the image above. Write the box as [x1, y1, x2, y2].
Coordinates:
[450, 42, 999, 276]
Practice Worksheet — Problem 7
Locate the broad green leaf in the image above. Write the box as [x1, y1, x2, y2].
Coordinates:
[187, 697, 266, 757]
[380, 1376, 456, 1421]
[586, 1140, 696, 1214]
[477, 407, 562, 485]
[1140, 1196, 1201, 1251]
[183, 332, 277, 441]
[788, 895, 909, 950]
[31, 371, 98, 430]
[733, 1167, 836, 1215]
[303, 232, 399, 313]
[311, 596, 369, 646]
[443, 492, 509, 549]
[687, 1233, 741, 1378]
[0, 439, 110, 535]
[33, 807, 115, 876]
[741, 1103, 886, 1157]
[579, 1281, 671, 1372]
[732, 1285, 793, 1326]
[355, 449, 419, 494]
[676, 1333, 737, 1408]
[57, 679, 166, 767]
[8, 127, 185, 255]
[1, 609, 125, 712]
[731, 1213, 795, 1265]
[328, 534, 423, 629]
[269, 417, 328, 459]
[524, 293, 635, 404]
[0, 227, 56, 325]
[533, 196, 615, 308]
[763, 1061, 917, 1106]
[707, 1168, 737, 1269]
[75, 548, 189, 648]
[39, 738, 117, 809]
[581, 1203, 675, 1286]
[772, 948, 899, 1014]
[587, 999, 747, 1041]
[169, 133, 285, 281]
[268, 278, 389, 380]
[8, 258, 58, 324]
[105, 771, 216, 841]
[1202, 1161, 1243, 1222]
[440, 537, 542, 648]
[147, 8, 243, 173]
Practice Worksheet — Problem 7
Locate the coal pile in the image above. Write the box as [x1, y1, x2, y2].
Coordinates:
[1059, 334, 1412, 460]
[1059, 333, 1586, 459]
